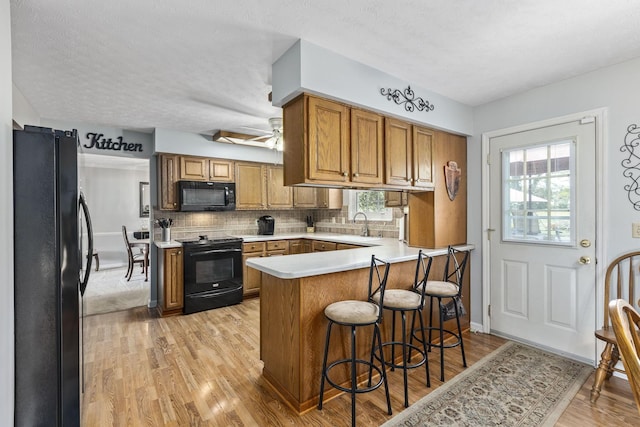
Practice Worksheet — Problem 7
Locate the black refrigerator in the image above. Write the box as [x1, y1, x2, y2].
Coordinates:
[13, 125, 93, 427]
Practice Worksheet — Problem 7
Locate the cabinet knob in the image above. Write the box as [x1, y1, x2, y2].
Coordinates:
[173, 202, 177, 206]
[353, 173, 359, 178]
[342, 172, 348, 177]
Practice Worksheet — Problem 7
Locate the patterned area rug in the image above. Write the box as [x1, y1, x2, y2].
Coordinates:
[381, 341, 592, 427]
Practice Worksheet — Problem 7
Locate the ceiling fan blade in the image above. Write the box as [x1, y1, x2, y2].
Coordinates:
[240, 125, 272, 134]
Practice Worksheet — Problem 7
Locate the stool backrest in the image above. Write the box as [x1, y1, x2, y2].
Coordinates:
[368, 255, 390, 323]
[443, 246, 469, 297]
[413, 250, 433, 306]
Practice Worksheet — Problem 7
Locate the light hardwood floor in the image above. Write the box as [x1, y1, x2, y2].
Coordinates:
[82, 298, 640, 426]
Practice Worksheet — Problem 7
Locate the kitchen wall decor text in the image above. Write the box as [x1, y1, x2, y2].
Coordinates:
[84, 132, 143, 152]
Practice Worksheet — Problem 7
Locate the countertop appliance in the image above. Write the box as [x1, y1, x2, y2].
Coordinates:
[178, 181, 236, 212]
[258, 215, 275, 235]
[178, 235, 243, 314]
[13, 125, 94, 427]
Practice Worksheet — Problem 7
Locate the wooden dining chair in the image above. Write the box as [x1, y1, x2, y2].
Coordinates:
[591, 250, 640, 403]
[608, 299, 640, 415]
[122, 225, 148, 281]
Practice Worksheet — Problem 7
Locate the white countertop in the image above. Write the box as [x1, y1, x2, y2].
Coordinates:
[154, 240, 182, 249]
[244, 233, 473, 279]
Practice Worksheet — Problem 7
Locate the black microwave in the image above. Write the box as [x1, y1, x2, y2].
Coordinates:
[178, 181, 236, 212]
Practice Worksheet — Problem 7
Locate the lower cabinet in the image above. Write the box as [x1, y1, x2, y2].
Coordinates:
[289, 239, 312, 254]
[242, 240, 291, 297]
[312, 240, 337, 252]
[158, 247, 184, 316]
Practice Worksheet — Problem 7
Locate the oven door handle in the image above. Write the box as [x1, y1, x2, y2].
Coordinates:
[189, 248, 242, 256]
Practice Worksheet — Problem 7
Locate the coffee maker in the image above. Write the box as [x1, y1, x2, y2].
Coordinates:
[257, 215, 275, 235]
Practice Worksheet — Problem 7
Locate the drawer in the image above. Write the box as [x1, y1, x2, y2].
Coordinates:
[337, 243, 362, 250]
[243, 241, 266, 254]
[312, 241, 337, 252]
[265, 249, 287, 257]
[267, 240, 289, 252]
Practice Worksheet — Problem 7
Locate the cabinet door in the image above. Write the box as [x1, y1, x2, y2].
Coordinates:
[351, 108, 383, 184]
[385, 191, 405, 207]
[293, 187, 318, 208]
[180, 156, 208, 181]
[158, 154, 179, 210]
[385, 118, 412, 187]
[289, 239, 304, 254]
[317, 188, 343, 209]
[164, 248, 184, 311]
[242, 253, 263, 296]
[412, 126, 434, 189]
[210, 159, 235, 182]
[236, 163, 266, 210]
[307, 96, 350, 182]
[266, 166, 293, 209]
[337, 243, 363, 250]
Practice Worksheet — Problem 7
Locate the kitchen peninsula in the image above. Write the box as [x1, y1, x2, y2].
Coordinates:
[246, 237, 472, 413]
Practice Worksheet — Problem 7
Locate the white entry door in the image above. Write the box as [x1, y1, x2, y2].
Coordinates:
[488, 119, 596, 361]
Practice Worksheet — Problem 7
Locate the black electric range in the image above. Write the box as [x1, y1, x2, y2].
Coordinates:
[177, 235, 244, 314]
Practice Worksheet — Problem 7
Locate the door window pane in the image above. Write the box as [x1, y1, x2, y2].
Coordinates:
[502, 140, 574, 245]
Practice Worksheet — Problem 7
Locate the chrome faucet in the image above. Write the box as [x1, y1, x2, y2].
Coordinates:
[352, 211, 369, 237]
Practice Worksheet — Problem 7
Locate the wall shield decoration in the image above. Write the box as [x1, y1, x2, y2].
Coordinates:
[445, 161, 461, 201]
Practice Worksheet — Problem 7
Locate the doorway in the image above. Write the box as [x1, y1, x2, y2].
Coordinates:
[78, 153, 151, 315]
[482, 111, 605, 363]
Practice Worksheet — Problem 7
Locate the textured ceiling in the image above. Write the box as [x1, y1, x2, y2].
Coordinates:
[10, 0, 640, 136]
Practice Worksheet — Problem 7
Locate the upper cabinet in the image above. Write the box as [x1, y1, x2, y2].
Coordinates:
[180, 156, 235, 182]
[158, 154, 179, 211]
[307, 96, 351, 183]
[384, 118, 434, 189]
[350, 108, 384, 184]
[283, 93, 437, 191]
[236, 162, 267, 210]
[266, 165, 293, 209]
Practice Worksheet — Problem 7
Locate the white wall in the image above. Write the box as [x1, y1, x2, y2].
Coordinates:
[1, 0, 13, 422]
[12, 83, 39, 127]
[470, 56, 640, 326]
[80, 164, 150, 266]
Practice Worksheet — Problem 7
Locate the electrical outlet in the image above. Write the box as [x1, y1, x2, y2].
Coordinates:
[633, 223, 640, 238]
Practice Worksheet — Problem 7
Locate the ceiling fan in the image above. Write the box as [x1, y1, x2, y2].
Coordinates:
[212, 117, 283, 151]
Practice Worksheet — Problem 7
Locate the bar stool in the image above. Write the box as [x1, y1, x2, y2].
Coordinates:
[318, 255, 392, 427]
[414, 246, 469, 382]
[372, 250, 433, 408]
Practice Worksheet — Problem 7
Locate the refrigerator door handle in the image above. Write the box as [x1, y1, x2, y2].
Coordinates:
[79, 191, 93, 296]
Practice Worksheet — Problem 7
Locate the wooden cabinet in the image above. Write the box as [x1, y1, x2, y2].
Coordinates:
[236, 162, 267, 210]
[385, 119, 433, 189]
[317, 188, 343, 209]
[284, 94, 384, 187]
[180, 156, 208, 180]
[180, 156, 235, 182]
[266, 165, 293, 209]
[242, 241, 265, 297]
[408, 131, 467, 248]
[293, 187, 318, 208]
[350, 108, 384, 184]
[158, 154, 179, 211]
[209, 159, 234, 182]
[336, 243, 363, 250]
[242, 240, 290, 296]
[289, 239, 312, 254]
[158, 247, 184, 316]
[293, 187, 343, 209]
[385, 191, 408, 207]
[312, 240, 337, 252]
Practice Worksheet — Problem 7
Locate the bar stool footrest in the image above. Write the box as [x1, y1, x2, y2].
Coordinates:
[412, 327, 463, 349]
[325, 358, 386, 394]
[373, 342, 427, 370]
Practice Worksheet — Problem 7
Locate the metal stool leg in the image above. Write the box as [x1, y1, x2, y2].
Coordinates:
[438, 297, 445, 382]
[453, 296, 467, 368]
[350, 325, 356, 427]
[318, 321, 333, 410]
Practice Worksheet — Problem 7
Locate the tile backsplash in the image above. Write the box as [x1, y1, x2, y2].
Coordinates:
[152, 206, 402, 240]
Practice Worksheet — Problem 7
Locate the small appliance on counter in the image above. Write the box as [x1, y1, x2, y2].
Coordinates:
[258, 215, 275, 235]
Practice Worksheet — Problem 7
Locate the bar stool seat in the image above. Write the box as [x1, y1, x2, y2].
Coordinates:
[318, 255, 392, 427]
[324, 300, 380, 324]
[372, 250, 432, 408]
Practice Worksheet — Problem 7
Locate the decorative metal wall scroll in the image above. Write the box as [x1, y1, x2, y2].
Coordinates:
[622, 124, 640, 210]
[380, 85, 435, 113]
[444, 161, 461, 201]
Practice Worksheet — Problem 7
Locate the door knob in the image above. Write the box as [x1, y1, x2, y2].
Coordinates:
[580, 239, 591, 248]
[579, 256, 591, 265]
